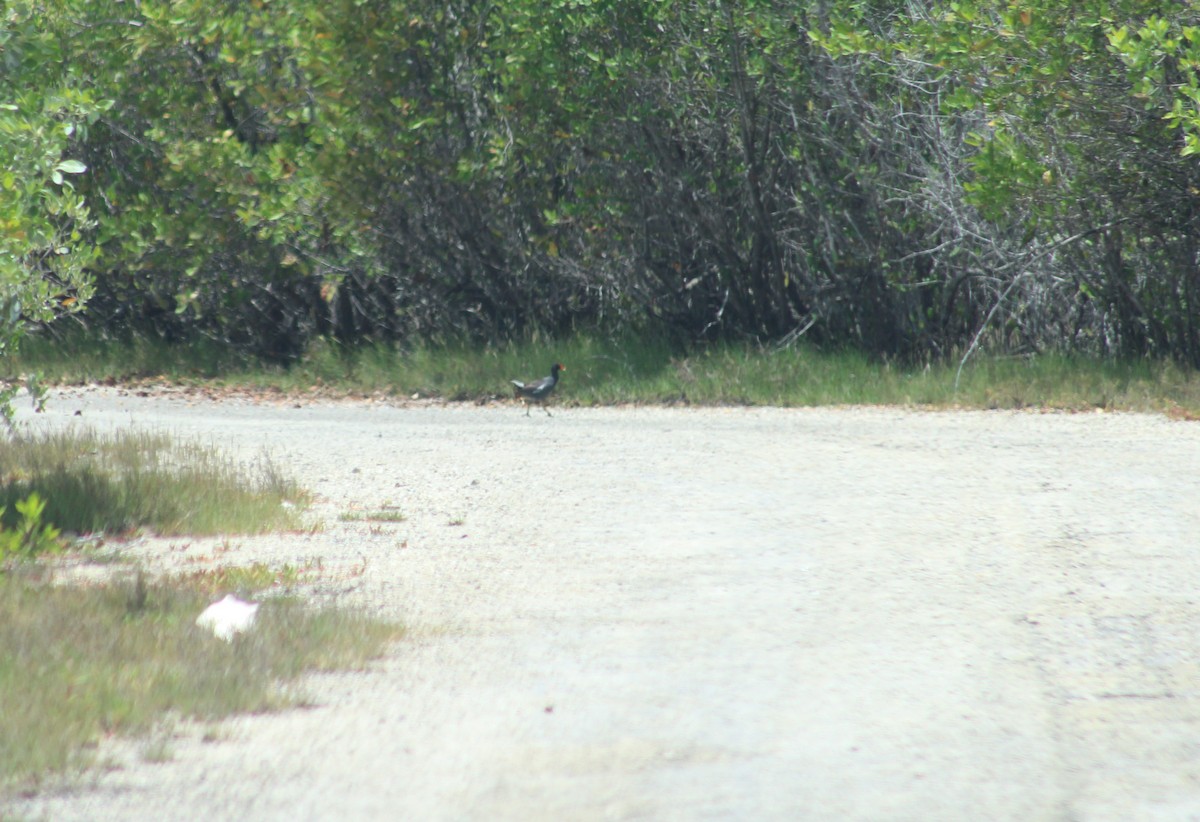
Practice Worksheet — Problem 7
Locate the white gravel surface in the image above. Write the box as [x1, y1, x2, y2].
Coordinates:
[7, 388, 1200, 821]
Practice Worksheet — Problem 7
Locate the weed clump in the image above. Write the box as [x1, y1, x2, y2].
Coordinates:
[0, 429, 307, 536]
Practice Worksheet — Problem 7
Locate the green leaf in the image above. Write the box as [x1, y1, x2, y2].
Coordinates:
[55, 159, 87, 174]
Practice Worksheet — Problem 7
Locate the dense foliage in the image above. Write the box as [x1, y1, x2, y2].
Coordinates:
[4, 0, 1200, 363]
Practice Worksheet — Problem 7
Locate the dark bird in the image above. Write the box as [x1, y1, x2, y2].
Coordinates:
[511, 363, 565, 416]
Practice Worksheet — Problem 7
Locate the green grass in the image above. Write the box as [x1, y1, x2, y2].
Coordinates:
[0, 386, 396, 802]
[5, 331, 262, 383]
[658, 345, 1200, 414]
[0, 429, 308, 536]
[177, 560, 321, 595]
[0, 570, 400, 796]
[7, 328, 1200, 416]
[339, 507, 407, 523]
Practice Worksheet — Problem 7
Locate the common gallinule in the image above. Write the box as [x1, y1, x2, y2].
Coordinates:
[511, 363, 564, 416]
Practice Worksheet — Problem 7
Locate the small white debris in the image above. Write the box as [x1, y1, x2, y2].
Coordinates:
[196, 594, 260, 641]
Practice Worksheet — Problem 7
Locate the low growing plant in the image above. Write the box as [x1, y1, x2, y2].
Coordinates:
[0, 492, 62, 563]
[339, 507, 407, 523]
[181, 560, 320, 596]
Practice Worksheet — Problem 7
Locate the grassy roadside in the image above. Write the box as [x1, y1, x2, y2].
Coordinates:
[8, 330, 1200, 416]
[0, 427, 400, 800]
[0, 570, 400, 796]
[1, 428, 307, 537]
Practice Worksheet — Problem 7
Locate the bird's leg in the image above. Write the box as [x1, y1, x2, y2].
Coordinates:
[543, 405, 552, 417]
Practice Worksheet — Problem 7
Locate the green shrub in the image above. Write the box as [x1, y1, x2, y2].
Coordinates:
[0, 493, 62, 563]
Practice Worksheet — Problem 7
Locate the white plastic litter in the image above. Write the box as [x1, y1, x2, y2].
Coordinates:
[195, 594, 260, 641]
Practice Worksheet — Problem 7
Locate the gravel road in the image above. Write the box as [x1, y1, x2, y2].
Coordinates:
[8, 388, 1200, 821]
